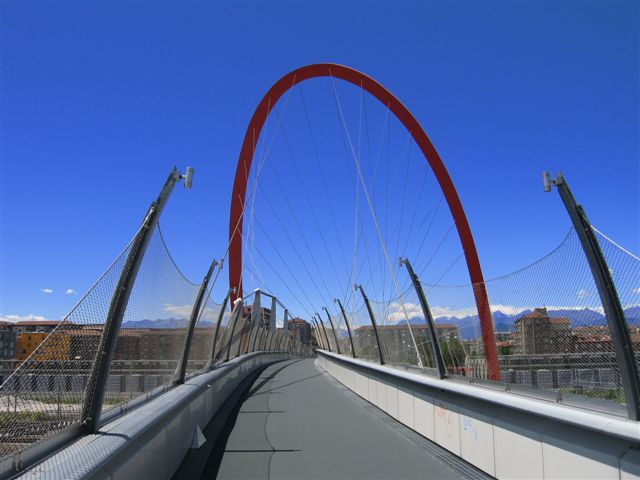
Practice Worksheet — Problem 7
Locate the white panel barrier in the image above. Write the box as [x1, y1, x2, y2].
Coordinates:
[397, 388, 414, 429]
[434, 397, 461, 457]
[316, 350, 640, 480]
[459, 400, 499, 476]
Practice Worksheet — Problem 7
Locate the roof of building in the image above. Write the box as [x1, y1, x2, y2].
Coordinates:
[515, 308, 549, 323]
[14, 320, 68, 327]
[289, 317, 309, 323]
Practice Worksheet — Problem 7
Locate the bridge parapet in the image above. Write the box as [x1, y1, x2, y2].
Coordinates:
[0, 168, 313, 479]
[15, 352, 291, 480]
[317, 350, 640, 479]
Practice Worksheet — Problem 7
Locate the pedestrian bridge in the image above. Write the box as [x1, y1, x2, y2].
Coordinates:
[9, 350, 639, 479]
[2, 63, 639, 479]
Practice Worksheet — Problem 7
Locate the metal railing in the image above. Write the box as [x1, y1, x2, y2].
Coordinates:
[318, 173, 640, 421]
[0, 167, 313, 477]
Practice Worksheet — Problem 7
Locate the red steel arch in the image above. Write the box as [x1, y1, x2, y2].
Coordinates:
[228, 63, 499, 380]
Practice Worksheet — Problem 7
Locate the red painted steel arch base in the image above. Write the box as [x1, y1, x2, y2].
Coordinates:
[228, 63, 500, 380]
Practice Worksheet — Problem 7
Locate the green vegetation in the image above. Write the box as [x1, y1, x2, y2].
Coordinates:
[0, 411, 55, 423]
[560, 387, 625, 404]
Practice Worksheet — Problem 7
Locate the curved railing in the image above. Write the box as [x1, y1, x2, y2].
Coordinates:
[312, 224, 640, 420]
[0, 168, 313, 478]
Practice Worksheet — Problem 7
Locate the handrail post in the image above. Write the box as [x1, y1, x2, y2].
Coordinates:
[235, 309, 249, 357]
[545, 171, 640, 420]
[261, 300, 272, 349]
[225, 300, 244, 361]
[268, 330, 276, 351]
[311, 324, 321, 349]
[311, 322, 325, 350]
[206, 288, 234, 369]
[316, 314, 332, 352]
[401, 258, 447, 378]
[334, 298, 356, 358]
[81, 166, 190, 433]
[249, 291, 262, 352]
[322, 306, 341, 354]
[259, 324, 268, 351]
[283, 309, 289, 338]
[355, 284, 385, 365]
[264, 296, 277, 352]
[270, 296, 277, 333]
[174, 260, 219, 384]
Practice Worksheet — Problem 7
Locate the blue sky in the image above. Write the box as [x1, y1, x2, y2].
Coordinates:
[1, 1, 638, 322]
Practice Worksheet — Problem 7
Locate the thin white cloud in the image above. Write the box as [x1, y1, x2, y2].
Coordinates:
[387, 302, 423, 323]
[632, 287, 640, 295]
[0, 314, 48, 323]
[41, 288, 53, 294]
[576, 289, 590, 299]
[65, 289, 78, 295]
[384, 301, 613, 322]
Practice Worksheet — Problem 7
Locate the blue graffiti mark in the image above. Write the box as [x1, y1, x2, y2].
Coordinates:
[463, 416, 479, 441]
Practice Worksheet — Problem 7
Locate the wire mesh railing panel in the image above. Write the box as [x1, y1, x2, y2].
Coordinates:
[227, 305, 250, 359]
[383, 286, 439, 372]
[209, 299, 231, 365]
[211, 303, 240, 364]
[231, 313, 250, 359]
[594, 227, 640, 377]
[320, 320, 337, 353]
[483, 229, 623, 402]
[0, 237, 135, 461]
[423, 282, 483, 378]
[369, 297, 423, 367]
[102, 226, 200, 413]
[347, 303, 380, 363]
[274, 309, 286, 352]
[185, 295, 223, 375]
[327, 311, 350, 356]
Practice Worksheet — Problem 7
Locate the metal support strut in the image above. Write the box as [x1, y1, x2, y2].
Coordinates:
[401, 258, 447, 378]
[311, 321, 323, 349]
[316, 314, 332, 352]
[206, 288, 233, 369]
[322, 306, 341, 355]
[355, 284, 385, 365]
[225, 301, 244, 361]
[82, 166, 191, 433]
[175, 259, 219, 384]
[334, 298, 356, 358]
[545, 171, 640, 420]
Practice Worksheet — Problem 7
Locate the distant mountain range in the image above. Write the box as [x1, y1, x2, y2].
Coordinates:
[397, 307, 640, 340]
[118, 306, 640, 342]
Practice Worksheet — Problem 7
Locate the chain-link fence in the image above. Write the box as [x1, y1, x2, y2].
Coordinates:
[101, 225, 201, 412]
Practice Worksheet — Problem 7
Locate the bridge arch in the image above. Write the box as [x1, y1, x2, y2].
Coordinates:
[228, 63, 499, 379]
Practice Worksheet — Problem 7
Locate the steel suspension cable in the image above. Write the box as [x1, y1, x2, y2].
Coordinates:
[271, 105, 350, 300]
[251, 213, 324, 317]
[330, 75, 424, 367]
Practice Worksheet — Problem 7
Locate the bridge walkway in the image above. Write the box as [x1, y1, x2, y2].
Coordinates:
[196, 358, 487, 479]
